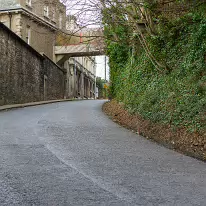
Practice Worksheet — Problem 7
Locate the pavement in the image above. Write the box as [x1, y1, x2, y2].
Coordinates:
[0, 99, 74, 112]
[0, 100, 205, 206]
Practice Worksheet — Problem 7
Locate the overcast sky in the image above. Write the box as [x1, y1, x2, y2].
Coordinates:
[63, 0, 102, 27]
[96, 56, 109, 81]
[62, 1, 108, 80]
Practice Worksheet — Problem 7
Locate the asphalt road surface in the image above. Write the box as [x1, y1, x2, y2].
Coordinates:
[0, 100, 205, 206]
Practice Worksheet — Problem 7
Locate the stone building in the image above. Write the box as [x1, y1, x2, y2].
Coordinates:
[64, 56, 96, 99]
[0, 22, 65, 106]
[0, 0, 97, 100]
[57, 14, 97, 99]
[0, 0, 66, 60]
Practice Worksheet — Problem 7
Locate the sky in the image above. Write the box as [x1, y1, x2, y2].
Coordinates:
[95, 56, 110, 81]
[63, 0, 102, 28]
[62, 1, 108, 80]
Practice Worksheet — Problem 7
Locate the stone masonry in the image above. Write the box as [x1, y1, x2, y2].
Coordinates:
[0, 22, 65, 106]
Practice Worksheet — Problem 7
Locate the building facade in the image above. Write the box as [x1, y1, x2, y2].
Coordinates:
[64, 56, 96, 99]
[0, 22, 65, 106]
[0, 0, 66, 59]
[0, 0, 97, 99]
[56, 13, 98, 99]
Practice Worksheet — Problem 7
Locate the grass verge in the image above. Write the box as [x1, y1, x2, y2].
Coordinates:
[103, 100, 206, 161]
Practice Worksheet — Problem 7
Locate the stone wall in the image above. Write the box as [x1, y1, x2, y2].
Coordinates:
[0, 22, 65, 106]
[21, 14, 56, 60]
[43, 55, 65, 100]
[63, 58, 96, 99]
[0, 12, 56, 60]
[31, 0, 67, 31]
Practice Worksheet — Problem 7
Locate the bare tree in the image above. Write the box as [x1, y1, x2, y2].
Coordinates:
[57, 0, 205, 71]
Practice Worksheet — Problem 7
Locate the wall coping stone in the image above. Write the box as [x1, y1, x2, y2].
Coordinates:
[42, 53, 66, 73]
[0, 22, 66, 74]
[0, 22, 44, 59]
[0, 99, 77, 112]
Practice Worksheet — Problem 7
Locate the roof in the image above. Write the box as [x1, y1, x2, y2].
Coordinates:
[0, 1, 57, 31]
[0, 0, 22, 10]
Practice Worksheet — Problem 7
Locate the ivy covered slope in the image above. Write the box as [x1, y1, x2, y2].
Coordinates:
[105, 7, 206, 134]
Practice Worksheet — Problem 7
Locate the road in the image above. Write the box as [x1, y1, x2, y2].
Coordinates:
[0, 100, 205, 206]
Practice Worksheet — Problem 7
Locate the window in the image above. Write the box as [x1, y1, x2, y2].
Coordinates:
[26, 25, 31, 45]
[44, 6, 49, 17]
[86, 59, 88, 69]
[26, 0, 32, 7]
[59, 13, 62, 29]
[66, 21, 69, 30]
[52, 8, 56, 21]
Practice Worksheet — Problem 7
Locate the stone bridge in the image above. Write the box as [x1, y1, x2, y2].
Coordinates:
[54, 44, 104, 66]
[54, 44, 104, 99]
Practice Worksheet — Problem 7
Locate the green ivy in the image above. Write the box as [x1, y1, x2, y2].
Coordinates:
[105, 8, 206, 132]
